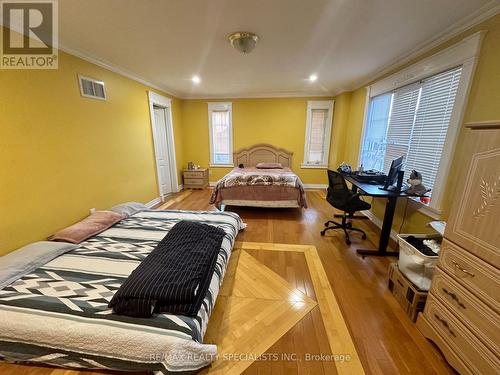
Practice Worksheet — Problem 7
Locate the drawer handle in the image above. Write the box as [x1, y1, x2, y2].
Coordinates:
[441, 288, 466, 309]
[434, 314, 456, 337]
[452, 261, 475, 277]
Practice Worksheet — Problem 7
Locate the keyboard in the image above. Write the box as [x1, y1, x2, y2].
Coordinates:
[352, 170, 387, 184]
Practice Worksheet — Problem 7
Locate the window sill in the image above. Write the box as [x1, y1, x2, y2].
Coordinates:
[209, 164, 234, 168]
[301, 164, 329, 169]
[408, 197, 443, 220]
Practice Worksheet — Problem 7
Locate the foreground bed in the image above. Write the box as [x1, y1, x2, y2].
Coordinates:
[210, 144, 307, 209]
[0, 209, 244, 374]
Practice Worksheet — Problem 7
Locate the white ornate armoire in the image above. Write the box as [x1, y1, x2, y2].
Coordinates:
[416, 121, 500, 374]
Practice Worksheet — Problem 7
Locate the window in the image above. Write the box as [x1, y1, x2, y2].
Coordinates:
[360, 66, 463, 204]
[302, 100, 334, 167]
[208, 102, 233, 166]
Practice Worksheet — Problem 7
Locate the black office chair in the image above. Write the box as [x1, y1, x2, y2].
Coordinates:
[321, 170, 372, 245]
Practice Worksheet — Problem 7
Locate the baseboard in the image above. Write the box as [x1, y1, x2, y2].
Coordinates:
[177, 184, 183, 191]
[361, 209, 399, 243]
[209, 181, 217, 187]
[145, 197, 162, 208]
[303, 184, 328, 189]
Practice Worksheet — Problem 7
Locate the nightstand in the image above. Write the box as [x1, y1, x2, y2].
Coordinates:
[183, 168, 209, 189]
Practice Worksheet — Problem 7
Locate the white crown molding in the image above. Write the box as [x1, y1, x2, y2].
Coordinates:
[184, 92, 335, 100]
[2, 1, 498, 100]
[59, 42, 336, 99]
[351, 1, 500, 92]
[368, 31, 484, 97]
[58, 42, 182, 98]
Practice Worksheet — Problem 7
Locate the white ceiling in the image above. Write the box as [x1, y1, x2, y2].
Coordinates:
[58, 0, 499, 98]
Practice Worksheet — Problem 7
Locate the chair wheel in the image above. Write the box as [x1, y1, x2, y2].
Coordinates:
[362, 233, 367, 240]
[320, 230, 325, 236]
[345, 238, 351, 245]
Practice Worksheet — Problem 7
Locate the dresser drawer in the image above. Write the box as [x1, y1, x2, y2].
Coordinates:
[424, 295, 500, 375]
[439, 239, 499, 312]
[431, 268, 500, 354]
[184, 178, 205, 186]
[184, 171, 206, 179]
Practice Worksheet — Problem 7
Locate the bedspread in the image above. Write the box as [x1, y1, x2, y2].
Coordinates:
[0, 210, 244, 374]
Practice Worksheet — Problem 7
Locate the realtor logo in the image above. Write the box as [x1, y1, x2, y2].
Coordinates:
[1, 0, 58, 69]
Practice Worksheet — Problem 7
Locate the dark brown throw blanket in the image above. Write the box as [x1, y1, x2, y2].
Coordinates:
[109, 220, 226, 317]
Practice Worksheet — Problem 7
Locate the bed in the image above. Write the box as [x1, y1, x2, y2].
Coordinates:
[0, 209, 244, 374]
[209, 144, 307, 209]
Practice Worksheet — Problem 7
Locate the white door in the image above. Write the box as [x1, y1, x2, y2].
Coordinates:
[153, 106, 173, 197]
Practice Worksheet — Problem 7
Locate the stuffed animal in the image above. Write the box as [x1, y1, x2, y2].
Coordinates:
[406, 170, 431, 196]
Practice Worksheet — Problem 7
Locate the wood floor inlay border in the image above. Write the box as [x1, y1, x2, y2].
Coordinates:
[232, 242, 365, 375]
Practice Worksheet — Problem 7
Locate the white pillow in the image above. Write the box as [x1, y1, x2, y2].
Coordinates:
[0, 241, 77, 289]
[108, 202, 149, 217]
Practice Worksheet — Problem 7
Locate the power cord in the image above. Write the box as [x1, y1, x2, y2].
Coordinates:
[398, 198, 410, 234]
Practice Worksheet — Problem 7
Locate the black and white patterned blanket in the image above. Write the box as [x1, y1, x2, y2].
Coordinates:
[0, 210, 244, 374]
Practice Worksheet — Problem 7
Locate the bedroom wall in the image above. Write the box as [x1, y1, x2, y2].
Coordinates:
[0, 47, 183, 256]
[335, 12, 500, 234]
[180, 97, 338, 185]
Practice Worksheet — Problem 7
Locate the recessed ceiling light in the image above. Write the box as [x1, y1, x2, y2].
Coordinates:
[309, 74, 318, 82]
[192, 75, 201, 84]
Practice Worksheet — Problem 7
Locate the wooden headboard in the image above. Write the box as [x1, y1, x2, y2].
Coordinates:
[233, 144, 293, 167]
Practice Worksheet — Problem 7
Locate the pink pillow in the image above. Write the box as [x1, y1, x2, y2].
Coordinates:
[48, 210, 125, 244]
[255, 162, 283, 169]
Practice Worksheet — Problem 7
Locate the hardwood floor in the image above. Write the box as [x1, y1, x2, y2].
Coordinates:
[162, 189, 455, 375]
[0, 188, 455, 375]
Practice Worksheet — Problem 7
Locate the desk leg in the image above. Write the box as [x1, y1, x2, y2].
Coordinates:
[356, 196, 399, 257]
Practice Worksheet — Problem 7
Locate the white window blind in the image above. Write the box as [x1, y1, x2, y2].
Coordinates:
[382, 83, 421, 173]
[208, 102, 233, 166]
[303, 101, 334, 166]
[308, 109, 328, 163]
[360, 66, 462, 198]
[405, 68, 462, 191]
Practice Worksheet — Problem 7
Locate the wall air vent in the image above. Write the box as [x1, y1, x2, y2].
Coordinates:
[78, 75, 106, 100]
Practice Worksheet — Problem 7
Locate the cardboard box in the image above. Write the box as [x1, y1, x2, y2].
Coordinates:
[388, 263, 428, 322]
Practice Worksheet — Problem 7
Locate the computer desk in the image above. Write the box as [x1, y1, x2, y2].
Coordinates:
[341, 173, 410, 257]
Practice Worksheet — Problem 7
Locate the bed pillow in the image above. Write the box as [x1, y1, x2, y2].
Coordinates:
[0, 241, 78, 289]
[48, 210, 125, 244]
[255, 162, 283, 169]
[108, 201, 149, 217]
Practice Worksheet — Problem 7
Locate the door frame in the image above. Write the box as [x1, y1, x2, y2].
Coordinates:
[148, 91, 179, 198]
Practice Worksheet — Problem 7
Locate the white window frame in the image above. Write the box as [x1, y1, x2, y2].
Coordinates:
[301, 100, 334, 168]
[358, 31, 484, 217]
[208, 102, 233, 167]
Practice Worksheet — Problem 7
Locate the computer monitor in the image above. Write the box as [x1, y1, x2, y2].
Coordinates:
[383, 156, 404, 190]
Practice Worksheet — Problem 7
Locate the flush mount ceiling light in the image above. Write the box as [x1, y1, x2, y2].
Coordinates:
[192, 75, 201, 84]
[228, 32, 259, 54]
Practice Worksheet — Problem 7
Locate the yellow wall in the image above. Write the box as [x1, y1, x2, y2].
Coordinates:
[333, 13, 500, 233]
[0, 48, 183, 255]
[180, 97, 335, 184]
[3, 13, 498, 255]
